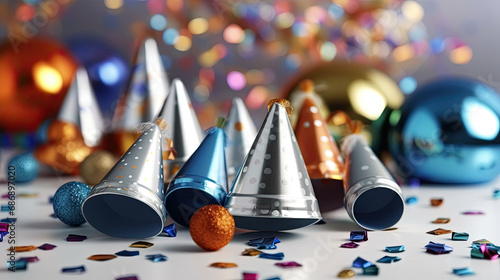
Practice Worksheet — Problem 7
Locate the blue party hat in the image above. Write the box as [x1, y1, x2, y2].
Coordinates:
[164, 127, 228, 227]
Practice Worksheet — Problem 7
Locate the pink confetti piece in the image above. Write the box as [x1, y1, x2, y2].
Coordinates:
[66, 234, 87, 242]
[38, 243, 56, 250]
[341, 241, 359, 248]
[462, 211, 484, 215]
[481, 244, 499, 260]
[243, 272, 259, 280]
[275, 261, 302, 268]
[19, 256, 39, 263]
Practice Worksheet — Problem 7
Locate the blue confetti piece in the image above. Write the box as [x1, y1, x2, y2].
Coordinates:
[7, 259, 27, 271]
[405, 196, 418, 205]
[146, 254, 168, 262]
[115, 250, 140, 257]
[61, 265, 86, 274]
[0, 231, 8, 242]
[0, 217, 16, 223]
[259, 252, 285, 260]
[451, 232, 469, 241]
[353, 257, 372, 268]
[385, 245, 405, 253]
[162, 223, 177, 237]
[494, 189, 500, 199]
[350, 231, 368, 241]
[453, 267, 474, 276]
[377, 256, 401, 263]
[363, 265, 379, 275]
[425, 241, 453, 254]
[248, 237, 280, 249]
[1, 205, 10, 212]
[264, 277, 282, 280]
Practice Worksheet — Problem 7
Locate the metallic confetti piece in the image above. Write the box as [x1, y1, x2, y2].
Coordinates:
[130, 241, 154, 248]
[341, 242, 359, 249]
[275, 261, 302, 268]
[385, 245, 405, 253]
[38, 243, 56, 250]
[493, 189, 500, 199]
[472, 243, 500, 252]
[0, 231, 8, 242]
[242, 248, 263, 256]
[1, 205, 10, 211]
[61, 265, 86, 274]
[432, 218, 450, 224]
[243, 272, 259, 280]
[145, 254, 167, 262]
[18, 193, 38, 198]
[87, 254, 117, 261]
[452, 232, 469, 241]
[472, 239, 491, 245]
[264, 278, 282, 280]
[18, 256, 39, 263]
[338, 269, 355, 278]
[363, 265, 379, 275]
[453, 267, 474, 276]
[115, 250, 140, 257]
[0, 217, 16, 223]
[471, 244, 499, 260]
[377, 256, 401, 263]
[0, 222, 10, 231]
[425, 241, 453, 254]
[353, 257, 372, 268]
[427, 228, 452, 235]
[259, 252, 285, 260]
[209, 262, 238, 268]
[161, 223, 177, 237]
[248, 237, 280, 249]
[383, 227, 398, 231]
[462, 211, 484, 215]
[11, 245, 37, 252]
[7, 259, 27, 271]
[116, 275, 139, 280]
[350, 231, 368, 242]
[430, 198, 443, 207]
[66, 234, 87, 242]
[405, 197, 418, 205]
[1, 193, 11, 199]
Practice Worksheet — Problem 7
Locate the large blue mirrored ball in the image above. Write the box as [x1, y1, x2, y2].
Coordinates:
[388, 77, 500, 184]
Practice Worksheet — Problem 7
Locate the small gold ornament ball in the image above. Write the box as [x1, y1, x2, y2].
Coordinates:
[79, 150, 116, 186]
[189, 204, 235, 251]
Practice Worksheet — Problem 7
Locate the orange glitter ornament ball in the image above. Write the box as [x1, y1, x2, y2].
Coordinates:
[189, 204, 235, 251]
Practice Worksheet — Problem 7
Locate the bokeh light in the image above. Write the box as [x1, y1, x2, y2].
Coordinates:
[33, 62, 63, 94]
[16, 4, 35, 22]
[392, 44, 415, 62]
[194, 84, 210, 102]
[401, 1, 424, 23]
[188, 18, 209, 35]
[104, 0, 123, 10]
[276, 12, 295, 29]
[399, 76, 418, 95]
[449, 45, 473, 64]
[174, 35, 192, 51]
[162, 28, 179, 45]
[150, 14, 167, 31]
[98, 61, 121, 86]
[320, 41, 337, 61]
[223, 24, 245, 44]
[227, 71, 246, 91]
[246, 86, 270, 110]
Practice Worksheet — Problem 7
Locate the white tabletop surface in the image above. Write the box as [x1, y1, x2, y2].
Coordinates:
[2, 176, 500, 280]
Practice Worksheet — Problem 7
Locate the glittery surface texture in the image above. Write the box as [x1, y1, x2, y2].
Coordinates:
[189, 204, 235, 251]
[53, 181, 91, 226]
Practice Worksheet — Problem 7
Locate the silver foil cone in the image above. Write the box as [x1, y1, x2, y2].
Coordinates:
[82, 124, 166, 238]
[342, 134, 404, 230]
[113, 37, 169, 131]
[224, 97, 257, 176]
[57, 67, 103, 147]
[225, 102, 322, 231]
[156, 78, 203, 181]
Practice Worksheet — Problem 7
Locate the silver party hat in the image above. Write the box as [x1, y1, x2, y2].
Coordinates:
[57, 67, 103, 147]
[82, 124, 166, 238]
[225, 100, 322, 231]
[224, 97, 257, 176]
[156, 78, 203, 181]
[113, 37, 169, 131]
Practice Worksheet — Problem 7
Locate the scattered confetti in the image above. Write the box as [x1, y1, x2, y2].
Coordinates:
[130, 241, 154, 248]
[0, 223, 8, 232]
[209, 262, 238, 268]
[0, 218, 16, 223]
[248, 237, 280, 249]
[493, 189, 500, 199]
[452, 232, 469, 241]
[341, 241, 359, 249]
[115, 275, 139, 280]
[377, 256, 401, 263]
[242, 248, 263, 256]
[11, 245, 37, 252]
[425, 241, 453, 254]
[385, 245, 405, 253]
[1, 205, 10, 211]
[430, 198, 443, 207]
[115, 250, 139, 257]
[18, 256, 39, 263]
[18, 193, 38, 198]
[350, 231, 368, 242]
[61, 265, 86, 274]
[432, 218, 450, 224]
[87, 254, 117, 261]
[243, 272, 259, 280]
[472, 242, 500, 252]
[38, 243, 56, 250]
[427, 228, 452, 235]
[145, 254, 167, 262]
[161, 223, 177, 237]
[472, 239, 491, 245]
[353, 257, 372, 268]
[275, 261, 302, 268]
[471, 244, 499, 260]
[259, 252, 285, 260]
[338, 269, 355, 278]
[462, 211, 484, 215]
[7, 259, 27, 271]
[264, 277, 282, 280]
[1, 193, 11, 199]
[405, 196, 418, 205]
[66, 234, 87, 242]
[0, 231, 8, 242]
[363, 265, 379, 275]
[453, 267, 474, 276]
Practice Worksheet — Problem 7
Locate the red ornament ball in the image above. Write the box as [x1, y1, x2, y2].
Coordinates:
[189, 204, 235, 251]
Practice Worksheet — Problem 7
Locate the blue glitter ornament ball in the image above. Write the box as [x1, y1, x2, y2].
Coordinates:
[7, 153, 39, 183]
[53, 181, 91, 226]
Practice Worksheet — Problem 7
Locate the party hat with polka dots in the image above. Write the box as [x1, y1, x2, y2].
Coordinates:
[224, 97, 257, 177]
[82, 124, 167, 238]
[164, 127, 228, 227]
[225, 99, 322, 231]
[156, 78, 203, 182]
[294, 81, 345, 212]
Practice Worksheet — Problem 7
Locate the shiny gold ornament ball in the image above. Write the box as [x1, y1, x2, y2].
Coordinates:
[189, 204, 235, 251]
[79, 150, 116, 185]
